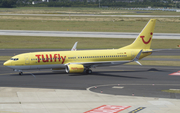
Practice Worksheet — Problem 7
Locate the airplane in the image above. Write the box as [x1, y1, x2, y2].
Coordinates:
[4, 19, 156, 75]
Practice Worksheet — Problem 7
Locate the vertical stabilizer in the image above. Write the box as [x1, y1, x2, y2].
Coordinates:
[120, 19, 156, 49]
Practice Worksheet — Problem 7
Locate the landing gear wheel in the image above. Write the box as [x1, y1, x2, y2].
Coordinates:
[19, 72, 23, 75]
[86, 69, 92, 74]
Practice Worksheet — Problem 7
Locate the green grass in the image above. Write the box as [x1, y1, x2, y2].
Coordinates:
[162, 90, 180, 94]
[0, 18, 180, 33]
[0, 7, 180, 33]
[147, 56, 180, 59]
[127, 61, 180, 66]
[128, 55, 180, 66]
[0, 36, 179, 49]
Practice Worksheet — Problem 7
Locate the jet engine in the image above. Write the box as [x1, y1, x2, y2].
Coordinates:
[65, 64, 84, 73]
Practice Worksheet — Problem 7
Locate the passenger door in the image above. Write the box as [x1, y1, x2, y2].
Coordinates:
[24, 55, 30, 64]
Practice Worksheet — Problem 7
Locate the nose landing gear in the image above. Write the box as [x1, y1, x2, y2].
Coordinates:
[13, 69, 23, 75]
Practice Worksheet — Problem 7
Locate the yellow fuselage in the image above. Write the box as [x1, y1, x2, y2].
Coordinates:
[4, 49, 151, 70]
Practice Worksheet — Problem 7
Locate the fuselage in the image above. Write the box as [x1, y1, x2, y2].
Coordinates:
[3, 49, 151, 70]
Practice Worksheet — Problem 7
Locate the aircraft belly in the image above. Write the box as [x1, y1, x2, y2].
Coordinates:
[8, 64, 65, 70]
[31, 64, 65, 69]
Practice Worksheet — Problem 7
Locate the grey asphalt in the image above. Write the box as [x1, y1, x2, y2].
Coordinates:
[0, 30, 180, 39]
[0, 62, 180, 99]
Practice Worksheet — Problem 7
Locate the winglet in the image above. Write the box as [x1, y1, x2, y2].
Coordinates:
[132, 49, 143, 65]
[71, 42, 78, 51]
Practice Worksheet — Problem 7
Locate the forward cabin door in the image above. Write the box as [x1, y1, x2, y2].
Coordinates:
[24, 55, 30, 64]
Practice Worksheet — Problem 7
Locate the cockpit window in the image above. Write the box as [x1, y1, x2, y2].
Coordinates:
[10, 58, 19, 61]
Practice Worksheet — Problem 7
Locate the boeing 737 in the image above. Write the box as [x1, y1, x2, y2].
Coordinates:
[4, 19, 156, 75]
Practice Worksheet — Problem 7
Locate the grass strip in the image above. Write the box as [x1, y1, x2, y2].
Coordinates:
[127, 61, 180, 66]
[162, 90, 180, 94]
[146, 56, 180, 59]
[0, 17, 180, 33]
[0, 36, 179, 49]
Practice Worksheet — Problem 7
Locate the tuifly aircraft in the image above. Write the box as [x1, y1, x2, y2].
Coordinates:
[4, 19, 157, 75]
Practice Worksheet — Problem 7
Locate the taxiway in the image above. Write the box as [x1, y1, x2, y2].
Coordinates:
[0, 50, 180, 113]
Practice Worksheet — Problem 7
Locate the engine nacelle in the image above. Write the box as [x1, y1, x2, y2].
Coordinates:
[65, 64, 84, 73]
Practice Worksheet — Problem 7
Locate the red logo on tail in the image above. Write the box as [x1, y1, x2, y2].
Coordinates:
[140, 32, 153, 44]
[140, 36, 151, 44]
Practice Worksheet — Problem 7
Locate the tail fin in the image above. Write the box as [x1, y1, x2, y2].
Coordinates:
[120, 19, 156, 49]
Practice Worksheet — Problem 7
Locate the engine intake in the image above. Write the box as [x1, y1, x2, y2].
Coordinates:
[65, 64, 84, 73]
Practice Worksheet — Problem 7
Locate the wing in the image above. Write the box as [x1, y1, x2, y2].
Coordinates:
[67, 50, 143, 67]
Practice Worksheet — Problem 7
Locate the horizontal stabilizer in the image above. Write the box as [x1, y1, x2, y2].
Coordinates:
[135, 61, 142, 66]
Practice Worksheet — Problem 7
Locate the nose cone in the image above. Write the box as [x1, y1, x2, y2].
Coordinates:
[3, 60, 11, 66]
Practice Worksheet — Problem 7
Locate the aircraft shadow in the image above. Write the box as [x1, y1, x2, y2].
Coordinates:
[9, 68, 170, 78]
[91, 72, 146, 79]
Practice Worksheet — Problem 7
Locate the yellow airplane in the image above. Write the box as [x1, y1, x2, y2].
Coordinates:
[4, 19, 156, 75]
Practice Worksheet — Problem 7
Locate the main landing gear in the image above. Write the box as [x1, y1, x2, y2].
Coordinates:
[86, 69, 92, 74]
[19, 72, 23, 75]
